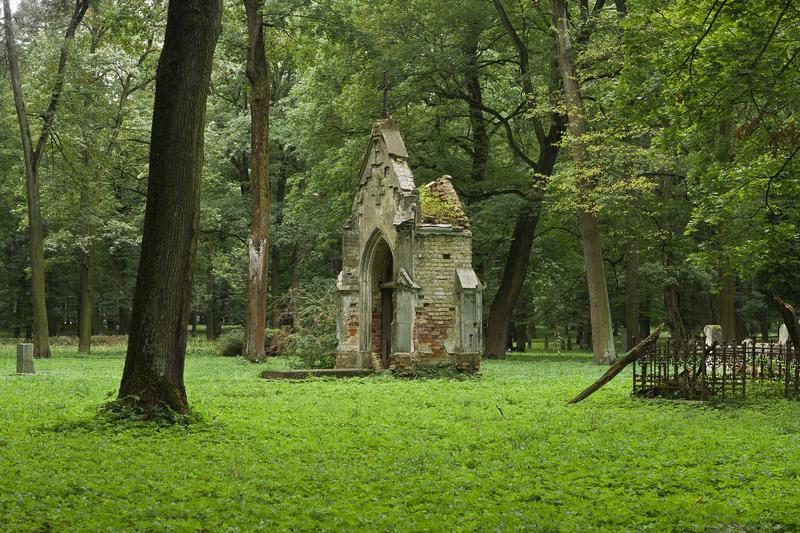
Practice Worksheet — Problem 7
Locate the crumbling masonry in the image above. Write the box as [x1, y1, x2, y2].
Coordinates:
[335, 118, 483, 371]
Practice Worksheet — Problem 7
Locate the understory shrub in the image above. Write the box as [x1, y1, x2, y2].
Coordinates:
[218, 278, 338, 363]
[218, 328, 290, 357]
[218, 329, 244, 357]
[266, 328, 291, 356]
[283, 278, 338, 369]
[283, 332, 337, 369]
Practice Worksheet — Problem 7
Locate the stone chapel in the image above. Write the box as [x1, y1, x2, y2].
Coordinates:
[335, 117, 483, 372]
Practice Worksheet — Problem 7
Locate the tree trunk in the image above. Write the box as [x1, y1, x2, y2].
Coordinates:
[78, 247, 93, 352]
[639, 287, 651, 339]
[552, 0, 615, 363]
[269, 146, 291, 327]
[118, 305, 130, 335]
[775, 297, 800, 348]
[624, 239, 639, 350]
[109, 255, 130, 335]
[242, 0, 271, 362]
[719, 263, 736, 342]
[514, 322, 528, 352]
[118, 0, 222, 416]
[78, 118, 94, 353]
[464, 32, 489, 183]
[486, 195, 542, 359]
[568, 324, 663, 404]
[664, 284, 688, 343]
[484, 0, 567, 358]
[206, 260, 218, 341]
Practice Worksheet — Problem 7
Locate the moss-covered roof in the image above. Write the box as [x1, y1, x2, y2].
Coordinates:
[418, 176, 469, 229]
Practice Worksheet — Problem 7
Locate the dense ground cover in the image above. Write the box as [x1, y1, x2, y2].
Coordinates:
[1, 342, 799, 531]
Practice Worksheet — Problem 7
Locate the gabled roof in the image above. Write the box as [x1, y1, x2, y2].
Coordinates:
[356, 117, 415, 192]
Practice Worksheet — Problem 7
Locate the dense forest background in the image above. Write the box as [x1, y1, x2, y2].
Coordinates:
[1, 0, 798, 352]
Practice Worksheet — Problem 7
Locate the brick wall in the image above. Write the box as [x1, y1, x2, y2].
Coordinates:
[413, 231, 472, 357]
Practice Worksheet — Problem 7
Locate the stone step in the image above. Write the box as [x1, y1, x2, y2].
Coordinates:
[260, 368, 376, 380]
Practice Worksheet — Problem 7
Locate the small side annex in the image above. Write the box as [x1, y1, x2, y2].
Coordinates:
[335, 117, 482, 372]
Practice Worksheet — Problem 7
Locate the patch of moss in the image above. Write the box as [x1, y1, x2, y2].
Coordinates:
[418, 177, 469, 228]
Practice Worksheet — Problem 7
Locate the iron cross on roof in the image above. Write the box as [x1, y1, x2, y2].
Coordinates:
[378, 70, 391, 119]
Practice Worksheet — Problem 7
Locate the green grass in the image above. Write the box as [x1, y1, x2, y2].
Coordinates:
[1, 343, 799, 531]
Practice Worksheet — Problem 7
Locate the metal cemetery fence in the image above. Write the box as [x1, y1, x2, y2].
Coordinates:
[633, 340, 800, 400]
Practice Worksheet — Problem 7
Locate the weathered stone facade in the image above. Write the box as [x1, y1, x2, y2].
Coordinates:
[335, 118, 482, 372]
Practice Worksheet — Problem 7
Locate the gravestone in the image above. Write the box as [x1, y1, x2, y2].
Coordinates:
[704, 324, 723, 346]
[16, 343, 34, 374]
[779, 324, 790, 346]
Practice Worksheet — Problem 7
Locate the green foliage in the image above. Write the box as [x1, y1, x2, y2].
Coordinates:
[217, 328, 244, 357]
[282, 333, 337, 369]
[282, 278, 338, 368]
[2, 344, 800, 529]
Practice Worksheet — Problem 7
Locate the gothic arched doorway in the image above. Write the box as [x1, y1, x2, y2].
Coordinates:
[360, 231, 394, 369]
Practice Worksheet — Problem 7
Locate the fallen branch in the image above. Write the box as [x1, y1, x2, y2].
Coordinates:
[568, 324, 664, 404]
[775, 296, 800, 348]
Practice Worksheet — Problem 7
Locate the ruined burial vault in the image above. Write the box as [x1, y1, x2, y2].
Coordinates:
[336, 118, 483, 372]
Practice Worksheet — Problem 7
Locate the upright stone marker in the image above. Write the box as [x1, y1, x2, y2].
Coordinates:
[16, 343, 34, 374]
[704, 325, 723, 346]
[779, 324, 790, 346]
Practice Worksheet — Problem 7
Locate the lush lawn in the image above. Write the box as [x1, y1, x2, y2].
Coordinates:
[1, 343, 799, 531]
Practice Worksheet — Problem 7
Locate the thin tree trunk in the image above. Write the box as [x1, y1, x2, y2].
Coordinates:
[78, 238, 93, 352]
[624, 239, 639, 350]
[639, 285, 651, 339]
[206, 259, 218, 341]
[242, 0, 270, 362]
[552, 0, 615, 363]
[269, 146, 290, 327]
[78, 75, 96, 352]
[664, 284, 688, 344]
[464, 32, 489, 183]
[719, 262, 736, 342]
[118, 0, 222, 416]
[568, 324, 663, 404]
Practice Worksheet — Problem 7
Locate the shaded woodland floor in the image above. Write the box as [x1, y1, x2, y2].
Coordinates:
[1, 342, 799, 531]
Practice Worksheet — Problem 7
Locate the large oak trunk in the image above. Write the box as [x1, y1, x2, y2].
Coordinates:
[242, 0, 271, 362]
[118, 0, 222, 415]
[553, 0, 615, 363]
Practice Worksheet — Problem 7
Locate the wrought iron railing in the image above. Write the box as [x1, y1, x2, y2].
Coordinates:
[633, 339, 800, 400]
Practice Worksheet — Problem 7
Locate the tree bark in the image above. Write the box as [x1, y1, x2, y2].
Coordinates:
[242, 0, 271, 362]
[775, 297, 800, 349]
[624, 239, 639, 350]
[118, 0, 222, 416]
[3, 0, 89, 357]
[552, 0, 616, 363]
